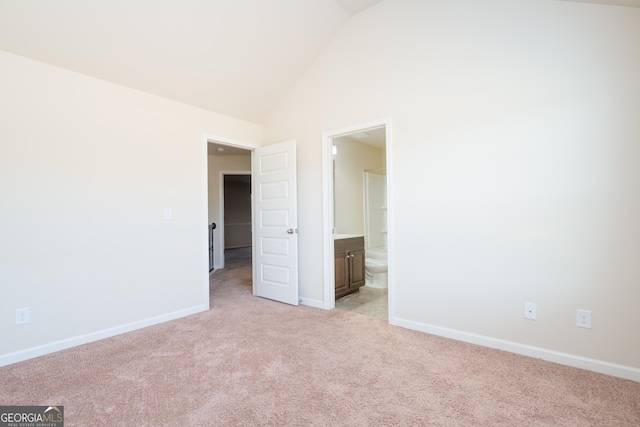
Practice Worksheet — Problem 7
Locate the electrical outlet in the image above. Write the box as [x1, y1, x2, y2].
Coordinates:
[524, 302, 537, 320]
[577, 309, 592, 329]
[16, 307, 30, 325]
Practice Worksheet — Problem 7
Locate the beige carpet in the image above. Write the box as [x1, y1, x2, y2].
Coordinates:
[2, 247, 639, 426]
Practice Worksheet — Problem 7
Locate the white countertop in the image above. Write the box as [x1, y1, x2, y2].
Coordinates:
[333, 234, 364, 240]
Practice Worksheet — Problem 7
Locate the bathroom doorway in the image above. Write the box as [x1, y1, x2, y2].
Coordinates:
[321, 118, 392, 320]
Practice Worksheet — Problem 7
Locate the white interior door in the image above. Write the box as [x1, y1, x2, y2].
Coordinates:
[253, 140, 299, 305]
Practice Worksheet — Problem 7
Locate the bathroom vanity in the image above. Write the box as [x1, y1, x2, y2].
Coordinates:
[334, 235, 365, 299]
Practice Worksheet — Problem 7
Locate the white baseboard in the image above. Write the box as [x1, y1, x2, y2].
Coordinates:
[390, 315, 640, 383]
[300, 297, 324, 309]
[0, 304, 209, 368]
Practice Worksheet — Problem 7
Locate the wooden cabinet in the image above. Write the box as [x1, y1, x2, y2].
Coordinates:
[334, 236, 365, 299]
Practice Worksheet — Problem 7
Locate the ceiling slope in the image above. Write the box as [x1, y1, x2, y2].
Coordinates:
[0, 0, 382, 123]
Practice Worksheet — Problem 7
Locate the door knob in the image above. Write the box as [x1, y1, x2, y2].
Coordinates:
[287, 228, 294, 234]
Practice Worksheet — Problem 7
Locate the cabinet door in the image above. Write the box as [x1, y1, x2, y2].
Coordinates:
[349, 248, 366, 289]
[334, 251, 349, 297]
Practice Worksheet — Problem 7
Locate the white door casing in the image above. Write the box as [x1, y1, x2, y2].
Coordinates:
[252, 140, 299, 305]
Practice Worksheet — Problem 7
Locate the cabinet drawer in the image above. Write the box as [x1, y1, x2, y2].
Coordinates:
[334, 237, 364, 253]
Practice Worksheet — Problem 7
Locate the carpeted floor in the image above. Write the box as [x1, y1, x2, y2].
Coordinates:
[1, 248, 639, 426]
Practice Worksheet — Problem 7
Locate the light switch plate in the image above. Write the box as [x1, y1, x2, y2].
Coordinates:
[524, 302, 537, 320]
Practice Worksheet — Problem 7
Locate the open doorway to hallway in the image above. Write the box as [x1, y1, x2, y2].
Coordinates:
[205, 136, 300, 306]
[223, 174, 252, 255]
[206, 141, 252, 271]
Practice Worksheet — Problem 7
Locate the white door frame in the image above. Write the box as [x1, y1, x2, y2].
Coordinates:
[202, 134, 258, 304]
[321, 118, 394, 318]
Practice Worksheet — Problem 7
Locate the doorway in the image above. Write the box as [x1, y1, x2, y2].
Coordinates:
[206, 139, 253, 271]
[204, 135, 300, 307]
[222, 174, 252, 257]
[321, 118, 393, 319]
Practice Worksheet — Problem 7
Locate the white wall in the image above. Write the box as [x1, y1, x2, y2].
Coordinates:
[333, 137, 383, 235]
[207, 154, 251, 268]
[264, 0, 640, 377]
[0, 51, 261, 364]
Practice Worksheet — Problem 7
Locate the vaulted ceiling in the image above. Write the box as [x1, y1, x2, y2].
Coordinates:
[0, 0, 383, 123]
[1, 0, 638, 124]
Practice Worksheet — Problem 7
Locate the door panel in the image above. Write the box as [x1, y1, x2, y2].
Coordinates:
[350, 249, 366, 288]
[253, 141, 299, 305]
[334, 252, 349, 298]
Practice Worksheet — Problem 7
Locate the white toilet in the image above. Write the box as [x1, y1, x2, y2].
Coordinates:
[365, 247, 388, 289]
